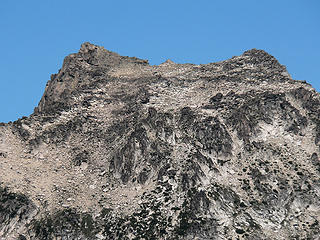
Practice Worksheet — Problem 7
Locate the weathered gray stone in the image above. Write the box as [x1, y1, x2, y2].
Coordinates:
[0, 42, 319, 239]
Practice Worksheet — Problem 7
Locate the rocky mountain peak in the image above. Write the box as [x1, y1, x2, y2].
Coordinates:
[36, 42, 149, 114]
[36, 43, 292, 116]
[243, 48, 276, 59]
[78, 42, 149, 67]
[79, 41, 101, 53]
[242, 48, 288, 71]
[0, 43, 319, 239]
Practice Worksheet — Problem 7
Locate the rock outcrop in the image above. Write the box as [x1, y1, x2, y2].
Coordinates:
[0, 42, 319, 239]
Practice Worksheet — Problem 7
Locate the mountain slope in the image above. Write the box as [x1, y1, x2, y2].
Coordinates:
[0, 43, 319, 239]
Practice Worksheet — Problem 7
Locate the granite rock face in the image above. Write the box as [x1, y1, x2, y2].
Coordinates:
[0, 43, 319, 239]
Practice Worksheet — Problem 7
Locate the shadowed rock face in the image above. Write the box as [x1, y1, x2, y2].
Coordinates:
[0, 43, 319, 239]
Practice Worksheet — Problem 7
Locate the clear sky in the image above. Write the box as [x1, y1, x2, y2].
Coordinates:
[1, 0, 319, 123]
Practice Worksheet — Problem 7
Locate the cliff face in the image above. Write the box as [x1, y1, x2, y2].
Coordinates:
[0, 43, 319, 239]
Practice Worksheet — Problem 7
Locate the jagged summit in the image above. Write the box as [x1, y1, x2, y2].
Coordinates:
[78, 42, 149, 66]
[1, 43, 319, 239]
[79, 42, 104, 53]
[242, 48, 287, 69]
[243, 48, 276, 58]
[36, 43, 291, 115]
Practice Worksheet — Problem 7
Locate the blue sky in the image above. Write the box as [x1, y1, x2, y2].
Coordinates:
[1, 0, 319, 123]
